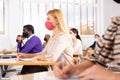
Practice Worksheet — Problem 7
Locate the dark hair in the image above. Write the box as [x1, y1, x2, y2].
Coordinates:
[70, 28, 82, 41]
[23, 24, 34, 34]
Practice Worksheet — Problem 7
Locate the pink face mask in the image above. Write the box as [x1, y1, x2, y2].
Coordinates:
[45, 21, 54, 30]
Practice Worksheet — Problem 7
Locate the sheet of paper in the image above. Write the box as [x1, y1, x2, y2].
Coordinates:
[10, 71, 79, 80]
[18, 58, 35, 61]
[0, 58, 16, 63]
[33, 71, 79, 80]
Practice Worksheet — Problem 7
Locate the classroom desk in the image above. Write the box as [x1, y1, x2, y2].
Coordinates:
[73, 53, 81, 57]
[0, 53, 17, 77]
[0, 49, 16, 54]
[0, 58, 55, 66]
[0, 58, 55, 78]
[0, 53, 17, 57]
[10, 71, 79, 80]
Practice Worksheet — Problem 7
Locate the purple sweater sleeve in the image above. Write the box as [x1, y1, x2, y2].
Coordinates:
[20, 36, 43, 53]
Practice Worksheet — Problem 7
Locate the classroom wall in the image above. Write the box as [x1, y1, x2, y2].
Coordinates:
[103, 0, 120, 30]
[0, 0, 120, 50]
[78, 0, 120, 49]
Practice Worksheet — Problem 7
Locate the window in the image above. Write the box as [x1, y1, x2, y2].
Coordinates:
[20, 0, 98, 35]
[0, 0, 8, 35]
[0, 0, 5, 34]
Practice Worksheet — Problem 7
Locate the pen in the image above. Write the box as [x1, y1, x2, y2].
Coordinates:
[61, 55, 65, 69]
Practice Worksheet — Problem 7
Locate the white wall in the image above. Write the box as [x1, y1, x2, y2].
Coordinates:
[0, 0, 22, 50]
[82, 0, 120, 49]
[0, 0, 120, 50]
[103, 0, 120, 30]
[8, 0, 22, 49]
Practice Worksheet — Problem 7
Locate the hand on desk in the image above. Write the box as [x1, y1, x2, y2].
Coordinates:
[79, 65, 115, 80]
[53, 62, 118, 80]
[53, 61, 76, 79]
[17, 53, 28, 58]
[17, 53, 46, 61]
[33, 55, 46, 61]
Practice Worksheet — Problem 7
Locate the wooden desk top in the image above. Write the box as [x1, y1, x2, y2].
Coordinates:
[73, 53, 81, 56]
[0, 53, 17, 57]
[0, 49, 16, 53]
[0, 58, 55, 66]
[73, 54, 83, 58]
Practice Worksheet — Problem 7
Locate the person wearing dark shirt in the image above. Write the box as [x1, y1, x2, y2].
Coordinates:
[42, 34, 50, 48]
[84, 34, 101, 56]
[89, 34, 100, 50]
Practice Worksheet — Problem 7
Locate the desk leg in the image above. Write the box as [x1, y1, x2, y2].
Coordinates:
[0, 66, 3, 79]
[48, 66, 52, 71]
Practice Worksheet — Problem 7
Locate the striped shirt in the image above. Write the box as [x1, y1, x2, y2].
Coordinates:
[88, 16, 120, 70]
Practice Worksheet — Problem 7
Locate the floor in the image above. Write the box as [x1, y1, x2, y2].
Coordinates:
[3, 66, 22, 78]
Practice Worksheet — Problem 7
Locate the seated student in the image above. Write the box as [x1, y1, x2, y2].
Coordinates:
[70, 28, 83, 64]
[42, 34, 50, 48]
[53, 16, 120, 79]
[84, 34, 101, 57]
[89, 34, 101, 50]
[16, 24, 44, 74]
[16, 35, 24, 52]
[70, 28, 83, 55]
[18, 9, 74, 69]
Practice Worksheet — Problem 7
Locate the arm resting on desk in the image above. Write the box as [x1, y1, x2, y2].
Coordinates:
[18, 53, 48, 61]
[18, 53, 41, 58]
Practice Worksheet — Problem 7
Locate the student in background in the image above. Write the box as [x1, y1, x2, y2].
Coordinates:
[70, 28, 83, 55]
[42, 34, 50, 48]
[16, 35, 24, 52]
[16, 24, 44, 74]
[84, 34, 101, 56]
[16, 25, 43, 53]
[18, 9, 74, 68]
[88, 34, 100, 50]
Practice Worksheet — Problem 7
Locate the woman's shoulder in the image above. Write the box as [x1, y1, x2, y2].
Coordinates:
[55, 33, 70, 41]
[56, 32, 69, 38]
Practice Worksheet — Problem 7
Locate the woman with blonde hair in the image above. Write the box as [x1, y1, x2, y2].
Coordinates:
[18, 9, 74, 73]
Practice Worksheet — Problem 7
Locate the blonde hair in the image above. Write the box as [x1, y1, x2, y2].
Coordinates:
[47, 9, 69, 34]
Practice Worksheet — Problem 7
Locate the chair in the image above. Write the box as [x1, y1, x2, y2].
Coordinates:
[73, 57, 79, 64]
